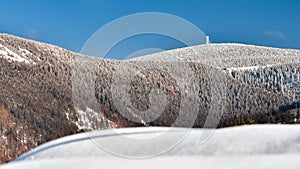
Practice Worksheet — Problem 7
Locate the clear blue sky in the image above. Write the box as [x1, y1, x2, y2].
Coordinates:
[1, 0, 300, 57]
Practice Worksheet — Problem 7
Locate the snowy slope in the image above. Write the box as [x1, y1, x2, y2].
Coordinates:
[0, 44, 35, 64]
[1, 125, 300, 169]
[131, 43, 300, 68]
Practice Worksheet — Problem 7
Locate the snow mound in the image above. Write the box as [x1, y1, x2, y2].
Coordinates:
[1, 125, 300, 169]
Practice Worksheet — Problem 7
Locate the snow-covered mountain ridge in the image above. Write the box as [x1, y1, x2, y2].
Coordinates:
[1, 33, 300, 163]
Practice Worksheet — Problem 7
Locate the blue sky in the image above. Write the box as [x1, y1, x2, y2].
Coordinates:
[1, 0, 300, 58]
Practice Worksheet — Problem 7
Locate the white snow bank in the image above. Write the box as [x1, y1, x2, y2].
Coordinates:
[1, 155, 300, 169]
[1, 125, 300, 169]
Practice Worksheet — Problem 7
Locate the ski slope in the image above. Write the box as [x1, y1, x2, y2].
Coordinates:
[1, 125, 300, 169]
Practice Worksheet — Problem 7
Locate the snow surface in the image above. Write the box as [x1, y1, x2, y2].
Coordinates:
[1, 125, 300, 169]
[0, 44, 35, 64]
[1, 156, 300, 169]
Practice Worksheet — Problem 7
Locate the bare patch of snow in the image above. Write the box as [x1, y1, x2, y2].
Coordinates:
[225, 64, 273, 72]
[74, 107, 117, 131]
[19, 48, 32, 57]
[65, 112, 70, 121]
[0, 44, 36, 64]
[75, 108, 95, 131]
[75, 107, 104, 131]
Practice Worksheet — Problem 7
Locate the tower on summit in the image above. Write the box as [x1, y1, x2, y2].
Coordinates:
[206, 36, 210, 44]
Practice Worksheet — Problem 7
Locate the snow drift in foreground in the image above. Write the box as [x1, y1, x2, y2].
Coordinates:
[1, 125, 300, 169]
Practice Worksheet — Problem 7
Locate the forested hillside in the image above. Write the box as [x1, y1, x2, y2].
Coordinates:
[0, 34, 299, 163]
